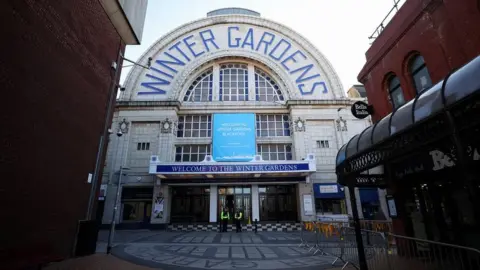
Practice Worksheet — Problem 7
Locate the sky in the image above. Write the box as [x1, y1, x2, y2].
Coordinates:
[120, 0, 405, 91]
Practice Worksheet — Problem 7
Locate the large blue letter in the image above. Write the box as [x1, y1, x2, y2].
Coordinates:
[291, 64, 321, 83]
[155, 52, 186, 74]
[199, 29, 219, 52]
[183, 35, 205, 58]
[298, 82, 328, 95]
[228, 26, 241, 48]
[139, 74, 170, 95]
[268, 39, 291, 61]
[241, 28, 254, 50]
[169, 41, 190, 62]
[255, 32, 275, 55]
[281, 50, 306, 71]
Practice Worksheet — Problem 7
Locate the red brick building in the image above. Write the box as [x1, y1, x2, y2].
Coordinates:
[0, 1, 147, 268]
[358, 0, 480, 122]
[340, 0, 480, 246]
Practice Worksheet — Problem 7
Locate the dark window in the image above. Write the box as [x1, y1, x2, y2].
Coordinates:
[137, 142, 150, 151]
[410, 55, 432, 93]
[315, 199, 346, 215]
[316, 140, 329, 148]
[388, 75, 405, 109]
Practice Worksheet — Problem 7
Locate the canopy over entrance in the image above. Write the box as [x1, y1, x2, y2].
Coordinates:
[336, 56, 480, 186]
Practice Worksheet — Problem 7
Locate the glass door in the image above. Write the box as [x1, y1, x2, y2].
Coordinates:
[218, 186, 251, 222]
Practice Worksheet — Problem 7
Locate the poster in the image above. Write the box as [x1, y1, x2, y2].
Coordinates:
[212, 113, 256, 162]
[303, 194, 314, 216]
[153, 193, 164, 219]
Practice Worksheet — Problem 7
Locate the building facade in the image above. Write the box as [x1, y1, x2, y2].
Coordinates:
[101, 8, 379, 231]
[336, 0, 480, 248]
[1, 0, 147, 268]
[358, 0, 480, 121]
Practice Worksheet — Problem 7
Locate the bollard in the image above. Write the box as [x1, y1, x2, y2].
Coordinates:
[254, 219, 258, 233]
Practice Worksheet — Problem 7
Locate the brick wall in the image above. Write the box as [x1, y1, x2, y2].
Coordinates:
[0, 0, 125, 268]
[358, 0, 480, 121]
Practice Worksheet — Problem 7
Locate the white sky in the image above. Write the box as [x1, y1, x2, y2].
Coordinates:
[120, 0, 404, 91]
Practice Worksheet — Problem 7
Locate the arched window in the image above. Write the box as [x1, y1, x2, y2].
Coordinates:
[388, 75, 405, 109]
[254, 68, 284, 102]
[409, 55, 432, 93]
[219, 63, 248, 101]
[183, 69, 213, 102]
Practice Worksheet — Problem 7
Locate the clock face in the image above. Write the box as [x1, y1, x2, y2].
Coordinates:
[163, 122, 170, 129]
[120, 123, 127, 129]
[297, 121, 303, 128]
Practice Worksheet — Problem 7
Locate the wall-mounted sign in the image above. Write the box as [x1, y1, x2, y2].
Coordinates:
[155, 163, 310, 174]
[319, 185, 338, 193]
[99, 184, 107, 201]
[351, 101, 373, 119]
[213, 113, 256, 162]
[138, 24, 329, 97]
[386, 196, 397, 218]
[303, 194, 314, 216]
[354, 174, 386, 188]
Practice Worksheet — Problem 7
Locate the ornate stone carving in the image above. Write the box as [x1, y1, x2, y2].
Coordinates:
[161, 118, 173, 134]
[118, 118, 129, 134]
[336, 117, 348, 131]
[294, 117, 306, 132]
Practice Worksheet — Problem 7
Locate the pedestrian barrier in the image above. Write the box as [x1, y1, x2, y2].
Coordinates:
[298, 220, 480, 270]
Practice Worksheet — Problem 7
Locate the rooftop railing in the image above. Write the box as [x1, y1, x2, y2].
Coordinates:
[369, 0, 406, 42]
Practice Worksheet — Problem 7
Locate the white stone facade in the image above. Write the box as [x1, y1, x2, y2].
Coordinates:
[100, 9, 387, 227]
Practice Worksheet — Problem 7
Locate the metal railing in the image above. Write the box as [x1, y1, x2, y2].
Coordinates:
[368, 0, 406, 41]
[298, 221, 480, 270]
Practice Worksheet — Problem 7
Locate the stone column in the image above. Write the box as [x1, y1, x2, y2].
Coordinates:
[209, 185, 218, 223]
[252, 185, 260, 222]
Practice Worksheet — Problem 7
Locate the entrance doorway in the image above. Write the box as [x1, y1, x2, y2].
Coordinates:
[218, 186, 251, 222]
[259, 185, 297, 222]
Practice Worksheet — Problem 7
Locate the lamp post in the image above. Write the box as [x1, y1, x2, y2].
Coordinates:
[86, 54, 151, 220]
[105, 129, 133, 254]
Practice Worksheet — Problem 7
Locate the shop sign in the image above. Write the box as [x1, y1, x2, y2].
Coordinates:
[350, 101, 373, 119]
[319, 185, 338, 193]
[156, 163, 310, 174]
[354, 174, 386, 187]
[138, 24, 329, 97]
[212, 113, 256, 162]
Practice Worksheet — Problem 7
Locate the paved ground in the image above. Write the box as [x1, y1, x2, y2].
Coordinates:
[95, 230, 356, 270]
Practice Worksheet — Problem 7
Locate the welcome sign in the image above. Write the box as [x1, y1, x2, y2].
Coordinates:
[138, 24, 329, 98]
[213, 113, 256, 162]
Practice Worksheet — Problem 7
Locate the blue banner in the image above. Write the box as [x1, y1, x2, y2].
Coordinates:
[213, 113, 256, 162]
[156, 163, 310, 173]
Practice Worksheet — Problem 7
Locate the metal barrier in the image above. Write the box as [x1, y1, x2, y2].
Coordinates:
[298, 221, 480, 270]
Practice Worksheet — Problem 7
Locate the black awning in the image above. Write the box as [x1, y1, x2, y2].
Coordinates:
[336, 55, 480, 180]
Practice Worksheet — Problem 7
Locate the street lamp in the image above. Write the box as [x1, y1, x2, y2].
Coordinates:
[106, 129, 131, 254]
[85, 53, 152, 220]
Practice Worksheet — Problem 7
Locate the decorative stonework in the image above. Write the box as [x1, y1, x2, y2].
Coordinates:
[118, 118, 129, 134]
[294, 117, 306, 132]
[336, 117, 348, 132]
[161, 118, 173, 133]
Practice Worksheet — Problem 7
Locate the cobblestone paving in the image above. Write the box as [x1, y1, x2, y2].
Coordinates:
[109, 231, 347, 270]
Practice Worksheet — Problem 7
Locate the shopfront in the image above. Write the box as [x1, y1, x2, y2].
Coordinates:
[313, 183, 347, 221]
[336, 56, 480, 248]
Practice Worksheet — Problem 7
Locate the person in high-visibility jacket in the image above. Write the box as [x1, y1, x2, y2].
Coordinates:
[235, 209, 243, 233]
[221, 207, 230, 232]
